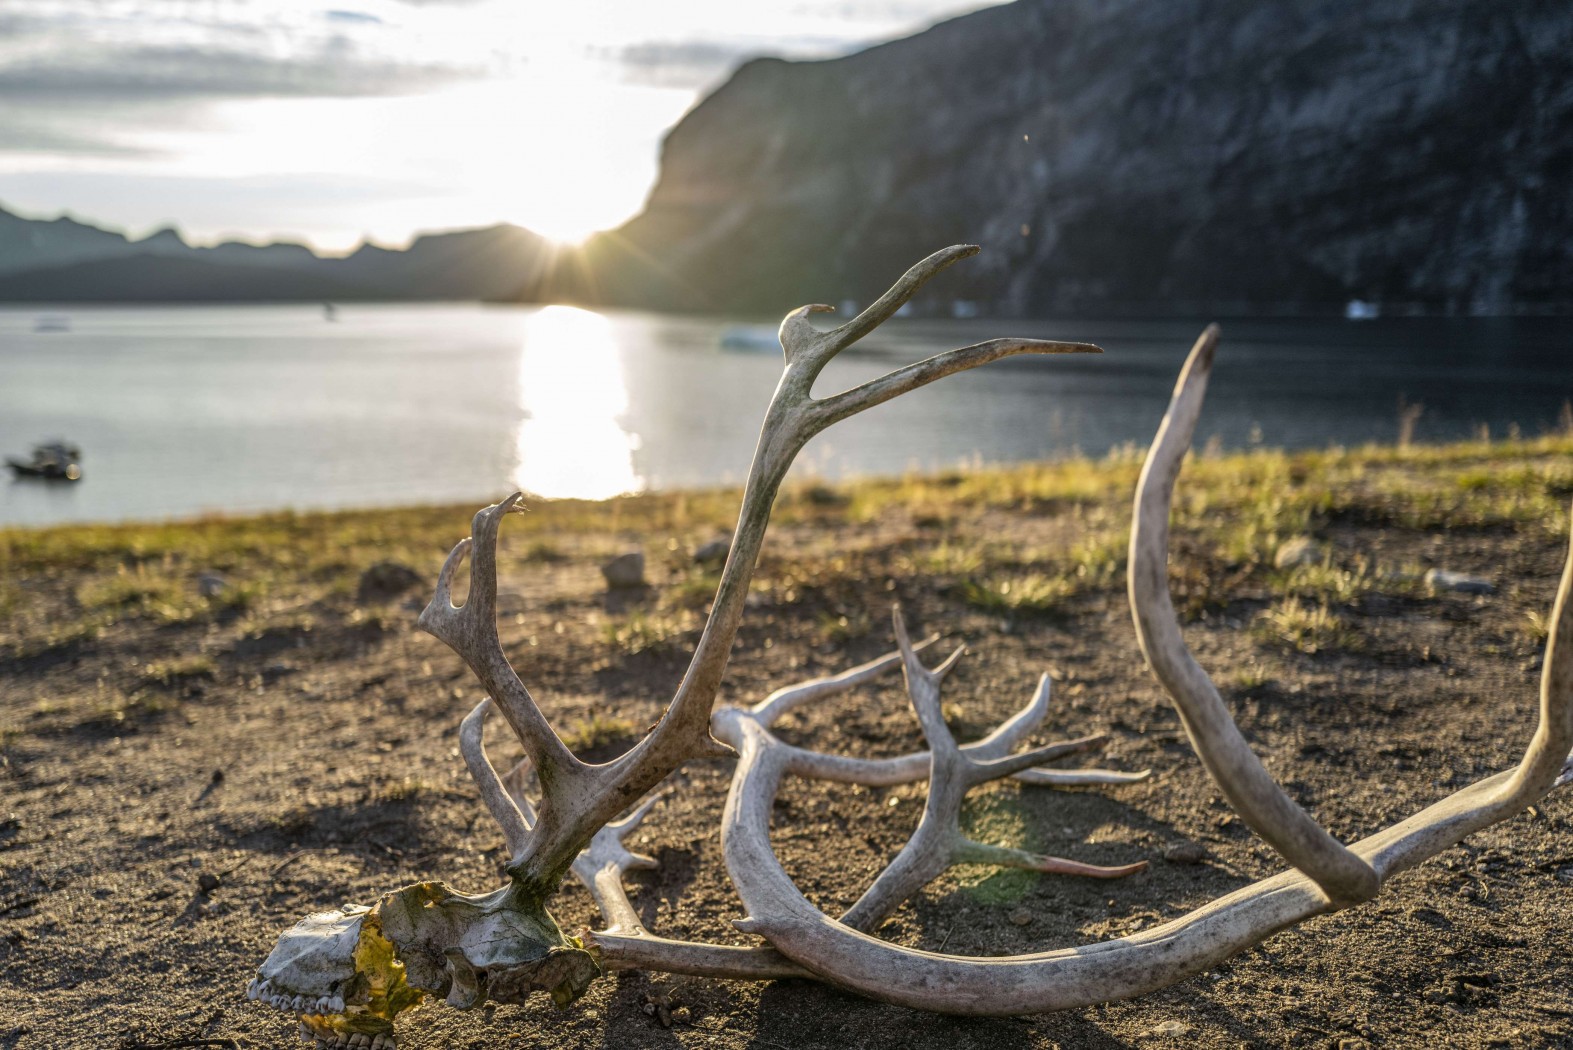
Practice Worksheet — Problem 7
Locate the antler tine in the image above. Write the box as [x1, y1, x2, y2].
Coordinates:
[418, 494, 583, 792]
[750, 635, 938, 727]
[813, 336, 1101, 431]
[570, 793, 666, 930]
[1015, 766, 1152, 786]
[1129, 326, 1380, 909]
[952, 839, 1149, 879]
[891, 605, 960, 753]
[573, 791, 813, 983]
[458, 698, 532, 856]
[778, 245, 979, 371]
[966, 735, 1108, 785]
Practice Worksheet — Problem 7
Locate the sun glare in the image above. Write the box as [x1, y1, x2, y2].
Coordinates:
[513, 305, 645, 500]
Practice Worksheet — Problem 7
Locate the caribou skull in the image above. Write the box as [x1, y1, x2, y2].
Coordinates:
[251, 248, 1573, 1047]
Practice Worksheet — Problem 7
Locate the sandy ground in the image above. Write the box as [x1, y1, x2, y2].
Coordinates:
[2, 481, 1571, 1049]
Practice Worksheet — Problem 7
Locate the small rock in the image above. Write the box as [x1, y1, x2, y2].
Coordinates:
[1164, 842, 1207, 865]
[1425, 568, 1494, 595]
[358, 561, 423, 603]
[196, 872, 221, 894]
[261, 661, 295, 683]
[1273, 536, 1320, 569]
[694, 537, 731, 566]
[1338, 1039, 1370, 1050]
[601, 552, 646, 590]
[196, 572, 229, 598]
[1141, 1020, 1193, 1039]
[1008, 907, 1034, 926]
[640, 991, 672, 1028]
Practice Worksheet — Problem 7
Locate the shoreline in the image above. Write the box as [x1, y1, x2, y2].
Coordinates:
[3, 430, 1571, 536]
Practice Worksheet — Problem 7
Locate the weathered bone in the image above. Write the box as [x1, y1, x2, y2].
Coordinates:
[252, 249, 1572, 1043]
[715, 326, 1573, 1014]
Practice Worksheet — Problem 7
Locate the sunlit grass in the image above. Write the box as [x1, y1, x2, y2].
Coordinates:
[140, 655, 217, 688]
[1252, 598, 1359, 654]
[962, 573, 1077, 617]
[2, 432, 1568, 665]
[562, 713, 639, 754]
[600, 609, 694, 656]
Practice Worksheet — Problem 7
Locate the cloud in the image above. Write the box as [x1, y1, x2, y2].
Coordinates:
[0, 122, 161, 159]
[0, 43, 469, 100]
[610, 34, 860, 88]
[613, 40, 756, 87]
[325, 10, 385, 25]
[0, 1, 480, 104]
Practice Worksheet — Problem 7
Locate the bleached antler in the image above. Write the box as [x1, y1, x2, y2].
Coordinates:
[715, 327, 1573, 1014]
[251, 255, 1572, 1047]
[251, 247, 1109, 1044]
[419, 245, 1101, 900]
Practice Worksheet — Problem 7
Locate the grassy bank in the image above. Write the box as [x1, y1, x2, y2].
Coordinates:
[3, 434, 1569, 676]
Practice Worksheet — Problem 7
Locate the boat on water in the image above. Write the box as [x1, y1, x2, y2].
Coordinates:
[718, 326, 780, 353]
[1345, 299, 1381, 321]
[6, 442, 82, 481]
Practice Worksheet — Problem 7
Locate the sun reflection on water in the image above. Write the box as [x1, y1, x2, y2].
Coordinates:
[513, 305, 644, 500]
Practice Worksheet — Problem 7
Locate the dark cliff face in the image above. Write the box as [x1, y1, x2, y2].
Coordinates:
[553, 0, 1573, 316]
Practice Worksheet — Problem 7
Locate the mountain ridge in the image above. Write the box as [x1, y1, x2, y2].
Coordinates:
[0, 202, 556, 302]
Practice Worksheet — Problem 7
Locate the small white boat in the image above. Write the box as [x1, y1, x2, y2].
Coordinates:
[1345, 299, 1380, 321]
[719, 326, 780, 353]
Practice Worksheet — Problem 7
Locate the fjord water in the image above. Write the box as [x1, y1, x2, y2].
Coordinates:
[0, 303, 1568, 527]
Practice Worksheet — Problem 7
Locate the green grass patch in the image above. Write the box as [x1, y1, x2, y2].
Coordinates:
[600, 609, 693, 656]
[1252, 599, 1359, 654]
[140, 655, 217, 688]
[562, 713, 639, 754]
[962, 573, 1077, 617]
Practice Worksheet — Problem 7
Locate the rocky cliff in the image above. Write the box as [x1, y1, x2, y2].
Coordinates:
[551, 0, 1573, 316]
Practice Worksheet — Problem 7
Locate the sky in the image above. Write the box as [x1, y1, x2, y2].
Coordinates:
[0, 0, 1000, 252]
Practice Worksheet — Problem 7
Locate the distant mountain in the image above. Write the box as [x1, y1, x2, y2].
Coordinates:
[0, 254, 374, 302]
[332, 225, 556, 300]
[533, 0, 1573, 316]
[0, 203, 555, 303]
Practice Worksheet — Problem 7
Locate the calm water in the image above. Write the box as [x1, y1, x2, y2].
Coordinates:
[0, 304, 1569, 527]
